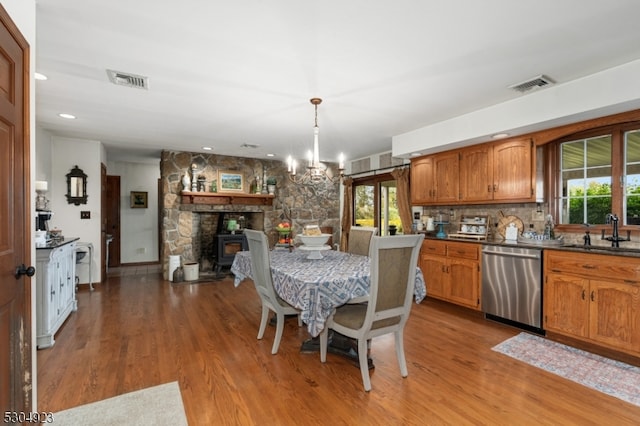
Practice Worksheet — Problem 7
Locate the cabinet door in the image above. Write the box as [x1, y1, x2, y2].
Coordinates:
[492, 138, 533, 201]
[589, 279, 640, 353]
[447, 258, 480, 309]
[459, 144, 493, 202]
[544, 273, 589, 338]
[433, 152, 459, 203]
[421, 255, 447, 300]
[410, 156, 435, 204]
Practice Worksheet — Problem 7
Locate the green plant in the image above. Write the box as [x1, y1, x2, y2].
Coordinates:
[266, 177, 277, 185]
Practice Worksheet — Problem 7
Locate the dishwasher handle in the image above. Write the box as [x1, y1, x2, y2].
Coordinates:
[481, 249, 541, 260]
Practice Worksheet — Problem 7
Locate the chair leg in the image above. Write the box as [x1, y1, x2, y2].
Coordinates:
[394, 329, 408, 377]
[257, 305, 269, 339]
[319, 328, 328, 363]
[271, 312, 285, 354]
[357, 338, 372, 391]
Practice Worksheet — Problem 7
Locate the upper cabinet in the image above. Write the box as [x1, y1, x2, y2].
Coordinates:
[412, 137, 535, 206]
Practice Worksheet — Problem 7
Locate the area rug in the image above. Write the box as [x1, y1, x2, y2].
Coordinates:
[492, 332, 640, 407]
[53, 381, 187, 425]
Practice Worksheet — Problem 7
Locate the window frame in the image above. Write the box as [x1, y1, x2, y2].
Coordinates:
[548, 121, 639, 233]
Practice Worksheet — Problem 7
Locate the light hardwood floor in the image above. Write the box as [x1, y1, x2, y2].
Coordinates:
[37, 268, 640, 425]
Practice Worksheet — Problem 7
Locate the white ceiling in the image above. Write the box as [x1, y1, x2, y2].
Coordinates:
[34, 0, 640, 165]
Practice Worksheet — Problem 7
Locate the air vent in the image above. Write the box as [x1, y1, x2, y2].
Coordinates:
[508, 75, 554, 93]
[240, 143, 260, 149]
[107, 69, 148, 90]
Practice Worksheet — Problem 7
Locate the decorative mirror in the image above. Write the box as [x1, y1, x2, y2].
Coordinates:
[66, 165, 88, 205]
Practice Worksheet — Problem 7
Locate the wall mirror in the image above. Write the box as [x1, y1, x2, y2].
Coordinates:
[66, 165, 88, 205]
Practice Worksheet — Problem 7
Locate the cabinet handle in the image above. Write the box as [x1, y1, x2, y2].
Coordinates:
[581, 289, 585, 300]
[582, 264, 596, 269]
[487, 185, 491, 193]
[493, 184, 497, 192]
[590, 291, 595, 302]
[624, 279, 639, 285]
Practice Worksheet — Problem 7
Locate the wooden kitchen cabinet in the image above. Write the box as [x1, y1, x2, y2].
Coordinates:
[420, 239, 480, 310]
[544, 250, 640, 357]
[459, 138, 534, 203]
[411, 137, 533, 205]
[410, 156, 435, 204]
[410, 152, 458, 205]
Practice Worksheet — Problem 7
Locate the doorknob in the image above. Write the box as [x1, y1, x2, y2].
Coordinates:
[15, 264, 36, 279]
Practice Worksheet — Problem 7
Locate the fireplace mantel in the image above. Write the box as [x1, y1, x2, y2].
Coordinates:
[181, 191, 274, 206]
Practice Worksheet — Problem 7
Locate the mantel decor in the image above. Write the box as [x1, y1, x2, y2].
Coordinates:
[66, 165, 88, 205]
[130, 191, 148, 208]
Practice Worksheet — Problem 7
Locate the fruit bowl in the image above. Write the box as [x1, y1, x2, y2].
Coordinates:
[298, 234, 331, 247]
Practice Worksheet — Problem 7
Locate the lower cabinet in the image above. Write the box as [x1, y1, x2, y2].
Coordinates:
[544, 250, 640, 357]
[420, 239, 480, 310]
[36, 240, 77, 348]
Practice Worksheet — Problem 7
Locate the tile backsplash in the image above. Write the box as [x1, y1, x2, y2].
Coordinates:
[414, 202, 640, 250]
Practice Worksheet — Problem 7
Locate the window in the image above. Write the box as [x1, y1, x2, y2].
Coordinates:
[552, 121, 640, 227]
[353, 174, 401, 236]
[559, 135, 612, 224]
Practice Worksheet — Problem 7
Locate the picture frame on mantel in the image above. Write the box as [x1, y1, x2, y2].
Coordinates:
[130, 191, 148, 208]
[218, 171, 244, 192]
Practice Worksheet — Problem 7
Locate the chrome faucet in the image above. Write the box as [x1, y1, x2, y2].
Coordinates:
[602, 213, 631, 248]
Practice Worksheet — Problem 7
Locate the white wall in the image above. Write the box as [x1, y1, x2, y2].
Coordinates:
[50, 137, 103, 283]
[393, 59, 640, 157]
[107, 160, 160, 263]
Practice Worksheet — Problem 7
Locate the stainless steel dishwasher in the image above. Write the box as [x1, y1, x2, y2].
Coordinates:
[481, 244, 543, 334]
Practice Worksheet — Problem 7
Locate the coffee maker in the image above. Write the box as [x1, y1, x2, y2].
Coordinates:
[36, 210, 52, 232]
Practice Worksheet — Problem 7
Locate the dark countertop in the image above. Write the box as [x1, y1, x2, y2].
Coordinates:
[36, 237, 80, 250]
[419, 232, 640, 258]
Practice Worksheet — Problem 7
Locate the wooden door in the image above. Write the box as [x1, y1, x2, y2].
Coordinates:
[459, 144, 493, 202]
[410, 156, 434, 204]
[0, 6, 32, 413]
[492, 138, 533, 201]
[101, 164, 107, 280]
[588, 279, 640, 353]
[447, 258, 480, 309]
[543, 273, 589, 338]
[106, 175, 121, 267]
[433, 152, 459, 203]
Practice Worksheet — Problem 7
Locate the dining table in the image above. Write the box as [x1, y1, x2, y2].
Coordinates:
[231, 247, 427, 338]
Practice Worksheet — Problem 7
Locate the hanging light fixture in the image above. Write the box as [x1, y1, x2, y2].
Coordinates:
[287, 98, 345, 185]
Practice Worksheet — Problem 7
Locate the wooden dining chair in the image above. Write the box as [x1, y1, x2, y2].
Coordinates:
[347, 226, 378, 257]
[244, 229, 301, 354]
[319, 234, 424, 391]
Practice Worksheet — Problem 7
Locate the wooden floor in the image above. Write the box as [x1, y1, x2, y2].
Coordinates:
[37, 268, 640, 425]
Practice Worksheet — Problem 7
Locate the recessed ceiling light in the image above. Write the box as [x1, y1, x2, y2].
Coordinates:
[35, 72, 48, 80]
[266, 153, 275, 157]
[58, 113, 76, 119]
[202, 146, 213, 151]
[492, 133, 509, 139]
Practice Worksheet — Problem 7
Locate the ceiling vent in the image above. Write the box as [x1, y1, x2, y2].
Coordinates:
[240, 143, 260, 149]
[107, 69, 148, 90]
[508, 75, 554, 93]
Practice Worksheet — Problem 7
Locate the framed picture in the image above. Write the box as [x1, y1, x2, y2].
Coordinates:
[130, 191, 148, 208]
[218, 171, 244, 192]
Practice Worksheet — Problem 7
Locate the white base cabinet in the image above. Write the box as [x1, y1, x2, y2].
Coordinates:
[36, 239, 78, 348]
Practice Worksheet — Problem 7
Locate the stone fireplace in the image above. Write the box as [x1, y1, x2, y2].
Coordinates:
[160, 150, 342, 280]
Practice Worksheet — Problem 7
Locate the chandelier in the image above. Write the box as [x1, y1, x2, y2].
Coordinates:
[287, 98, 345, 185]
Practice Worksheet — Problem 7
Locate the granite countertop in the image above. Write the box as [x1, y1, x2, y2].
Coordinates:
[419, 232, 640, 258]
[36, 237, 80, 250]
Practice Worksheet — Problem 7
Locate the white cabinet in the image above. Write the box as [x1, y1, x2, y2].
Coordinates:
[36, 239, 78, 348]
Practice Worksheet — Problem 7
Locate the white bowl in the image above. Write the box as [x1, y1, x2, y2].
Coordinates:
[298, 233, 331, 247]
